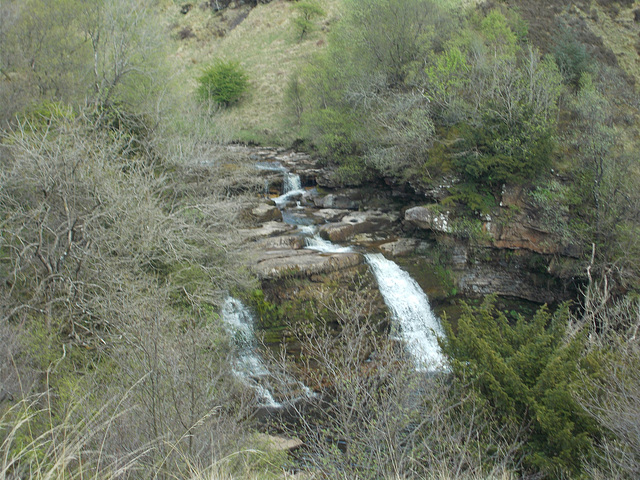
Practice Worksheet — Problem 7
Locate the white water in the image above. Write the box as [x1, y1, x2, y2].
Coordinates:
[258, 162, 448, 374]
[273, 172, 305, 208]
[305, 234, 353, 253]
[365, 253, 447, 371]
[284, 172, 302, 192]
[221, 297, 282, 408]
[222, 297, 315, 407]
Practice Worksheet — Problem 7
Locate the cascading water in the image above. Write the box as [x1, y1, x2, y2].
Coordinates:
[257, 159, 447, 373]
[284, 172, 302, 193]
[222, 297, 315, 408]
[273, 172, 305, 208]
[222, 297, 282, 408]
[365, 253, 447, 371]
[299, 224, 350, 253]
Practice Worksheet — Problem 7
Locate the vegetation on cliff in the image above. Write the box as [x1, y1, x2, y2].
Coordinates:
[291, 0, 640, 285]
[2, 0, 640, 479]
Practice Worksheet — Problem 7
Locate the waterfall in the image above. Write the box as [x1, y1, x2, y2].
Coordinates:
[273, 172, 305, 208]
[255, 159, 447, 372]
[284, 172, 302, 193]
[221, 297, 282, 408]
[305, 234, 353, 253]
[222, 297, 315, 407]
[365, 253, 447, 371]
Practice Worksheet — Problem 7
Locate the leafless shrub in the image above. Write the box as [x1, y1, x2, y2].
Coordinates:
[0, 113, 269, 476]
[572, 281, 640, 479]
[270, 283, 518, 480]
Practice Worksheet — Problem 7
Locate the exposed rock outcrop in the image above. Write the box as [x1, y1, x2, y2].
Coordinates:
[379, 238, 429, 257]
[318, 210, 398, 243]
[253, 248, 362, 279]
[457, 265, 562, 304]
[238, 221, 295, 241]
[405, 206, 452, 234]
[250, 202, 282, 223]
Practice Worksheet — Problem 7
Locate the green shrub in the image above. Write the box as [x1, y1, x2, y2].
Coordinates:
[197, 60, 248, 107]
[553, 30, 592, 88]
[441, 297, 600, 477]
[291, 1, 325, 41]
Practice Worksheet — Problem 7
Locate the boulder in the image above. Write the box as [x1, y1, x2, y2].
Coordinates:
[313, 193, 359, 210]
[318, 211, 398, 243]
[310, 208, 351, 223]
[405, 206, 452, 233]
[255, 434, 304, 452]
[274, 151, 321, 185]
[250, 202, 282, 223]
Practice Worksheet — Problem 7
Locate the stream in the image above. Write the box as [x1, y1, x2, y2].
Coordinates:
[227, 162, 448, 406]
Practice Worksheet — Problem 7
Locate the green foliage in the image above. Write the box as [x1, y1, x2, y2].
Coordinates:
[250, 288, 282, 328]
[197, 60, 249, 107]
[331, 155, 372, 186]
[455, 107, 556, 186]
[294, 2, 562, 196]
[479, 10, 519, 56]
[291, 1, 324, 41]
[304, 105, 363, 159]
[425, 47, 469, 121]
[340, 0, 439, 88]
[553, 29, 593, 88]
[560, 72, 640, 279]
[20, 100, 75, 129]
[0, 0, 170, 125]
[441, 296, 599, 477]
[442, 182, 496, 214]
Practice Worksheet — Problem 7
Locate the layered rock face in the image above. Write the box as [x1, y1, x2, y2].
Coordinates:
[238, 147, 579, 308]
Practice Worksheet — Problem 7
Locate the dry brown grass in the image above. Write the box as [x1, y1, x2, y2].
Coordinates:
[161, 0, 341, 145]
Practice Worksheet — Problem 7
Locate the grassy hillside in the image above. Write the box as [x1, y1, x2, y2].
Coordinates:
[161, 0, 640, 148]
[162, 0, 341, 144]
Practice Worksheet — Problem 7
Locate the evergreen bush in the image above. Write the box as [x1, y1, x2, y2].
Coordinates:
[197, 60, 248, 107]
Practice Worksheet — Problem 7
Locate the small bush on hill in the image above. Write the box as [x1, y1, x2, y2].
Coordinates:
[291, 0, 324, 41]
[197, 60, 248, 107]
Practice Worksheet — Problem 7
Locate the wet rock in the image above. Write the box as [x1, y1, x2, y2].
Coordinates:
[313, 193, 359, 210]
[318, 211, 398, 243]
[311, 208, 350, 223]
[274, 151, 320, 185]
[379, 238, 425, 257]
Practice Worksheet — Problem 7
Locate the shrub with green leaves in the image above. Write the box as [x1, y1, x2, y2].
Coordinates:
[197, 60, 248, 107]
[441, 296, 600, 477]
[553, 29, 593, 88]
[291, 1, 325, 41]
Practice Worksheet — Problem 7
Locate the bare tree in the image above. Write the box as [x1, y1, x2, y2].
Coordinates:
[274, 283, 519, 479]
[572, 281, 640, 479]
